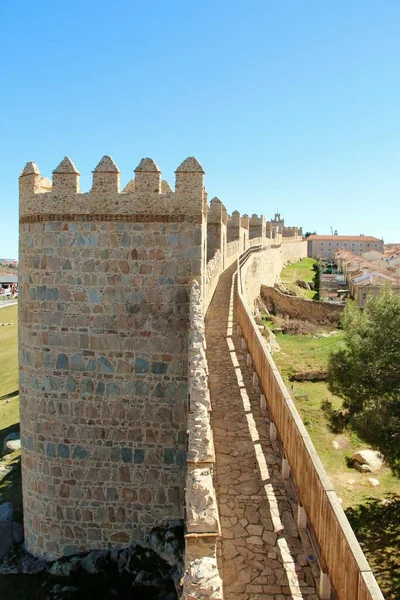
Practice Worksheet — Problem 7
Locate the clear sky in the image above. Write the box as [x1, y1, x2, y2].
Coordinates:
[1, 0, 399, 258]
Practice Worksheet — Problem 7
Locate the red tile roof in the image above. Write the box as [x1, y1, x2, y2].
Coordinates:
[308, 235, 381, 242]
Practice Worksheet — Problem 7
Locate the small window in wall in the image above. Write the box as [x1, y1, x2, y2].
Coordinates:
[374, 243, 378, 248]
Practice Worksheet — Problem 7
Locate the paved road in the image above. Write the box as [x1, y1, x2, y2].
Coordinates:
[0, 300, 18, 310]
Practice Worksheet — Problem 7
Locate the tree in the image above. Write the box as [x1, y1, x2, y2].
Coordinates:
[328, 286, 400, 475]
[304, 231, 317, 238]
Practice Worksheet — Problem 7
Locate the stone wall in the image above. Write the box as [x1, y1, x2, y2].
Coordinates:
[240, 241, 307, 308]
[226, 239, 241, 266]
[205, 250, 222, 313]
[260, 286, 343, 325]
[18, 152, 305, 568]
[204, 240, 242, 314]
[18, 156, 206, 559]
[183, 281, 222, 599]
[207, 198, 227, 264]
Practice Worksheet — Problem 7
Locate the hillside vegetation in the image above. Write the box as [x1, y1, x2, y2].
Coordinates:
[280, 257, 317, 299]
[269, 261, 400, 599]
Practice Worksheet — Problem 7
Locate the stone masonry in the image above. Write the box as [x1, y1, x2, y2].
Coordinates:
[18, 155, 207, 558]
[18, 154, 302, 563]
[18, 155, 383, 600]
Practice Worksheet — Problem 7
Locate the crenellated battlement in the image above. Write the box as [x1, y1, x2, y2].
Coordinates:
[19, 156, 206, 221]
[18, 151, 305, 563]
[249, 213, 266, 240]
[241, 214, 249, 229]
[266, 212, 302, 239]
[208, 197, 227, 225]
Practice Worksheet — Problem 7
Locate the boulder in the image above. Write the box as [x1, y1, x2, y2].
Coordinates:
[80, 550, 109, 574]
[296, 279, 310, 290]
[3, 432, 21, 455]
[12, 521, 24, 544]
[0, 521, 13, 560]
[149, 519, 184, 567]
[290, 369, 328, 381]
[0, 501, 13, 521]
[354, 463, 372, 473]
[368, 478, 380, 487]
[261, 326, 280, 352]
[274, 283, 296, 296]
[0, 546, 47, 574]
[351, 450, 383, 473]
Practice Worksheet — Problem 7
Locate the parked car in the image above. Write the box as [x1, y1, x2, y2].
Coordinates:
[0, 286, 12, 298]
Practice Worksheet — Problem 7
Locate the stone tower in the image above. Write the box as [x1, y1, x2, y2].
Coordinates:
[18, 155, 206, 558]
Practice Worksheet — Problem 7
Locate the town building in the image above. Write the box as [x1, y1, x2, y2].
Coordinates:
[307, 235, 383, 260]
[334, 249, 400, 307]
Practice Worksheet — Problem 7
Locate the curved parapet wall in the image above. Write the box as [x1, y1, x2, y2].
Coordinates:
[236, 248, 384, 600]
[19, 156, 207, 558]
[240, 240, 307, 309]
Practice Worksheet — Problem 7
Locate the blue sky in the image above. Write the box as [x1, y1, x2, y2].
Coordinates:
[1, 0, 399, 258]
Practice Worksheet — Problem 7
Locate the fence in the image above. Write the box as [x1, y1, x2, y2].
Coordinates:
[236, 248, 384, 600]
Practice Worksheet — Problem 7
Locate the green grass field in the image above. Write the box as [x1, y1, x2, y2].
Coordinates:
[0, 305, 21, 511]
[274, 331, 400, 506]
[273, 329, 400, 599]
[280, 258, 317, 299]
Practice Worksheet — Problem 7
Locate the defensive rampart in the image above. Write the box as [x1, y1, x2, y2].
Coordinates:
[237, 246, 384, 600]
[19, 156, 206, 558]
[240, 239, 307, 309]
[18, 153, 305, 572]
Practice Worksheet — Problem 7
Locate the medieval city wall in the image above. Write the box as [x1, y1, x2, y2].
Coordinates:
[261, 285, 343, 325]
[240, 240, 307, 308]
[19, 154, 305, 565]
[18, 156, 206, 558]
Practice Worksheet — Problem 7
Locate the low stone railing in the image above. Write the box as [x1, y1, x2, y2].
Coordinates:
[236, 249, 385, 600]
[182, 280, 223, 600]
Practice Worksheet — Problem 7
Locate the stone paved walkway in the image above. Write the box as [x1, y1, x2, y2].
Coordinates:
[205, 264, 319, 600]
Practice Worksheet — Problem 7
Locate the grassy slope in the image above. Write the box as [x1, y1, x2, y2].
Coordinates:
[280, 257, 317, 299]
[273, 332, 400, 507]
[0, 305, 21, 510]
[273, 330, 400, 600]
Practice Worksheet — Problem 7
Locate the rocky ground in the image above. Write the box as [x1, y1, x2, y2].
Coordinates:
[0, 512, 183, 600]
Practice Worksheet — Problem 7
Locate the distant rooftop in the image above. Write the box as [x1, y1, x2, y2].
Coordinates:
[0, 275, 18, 284]
[307, 235, 381, 242]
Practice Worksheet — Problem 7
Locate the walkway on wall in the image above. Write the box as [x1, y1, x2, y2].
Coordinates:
[205, 263, 319, 600]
